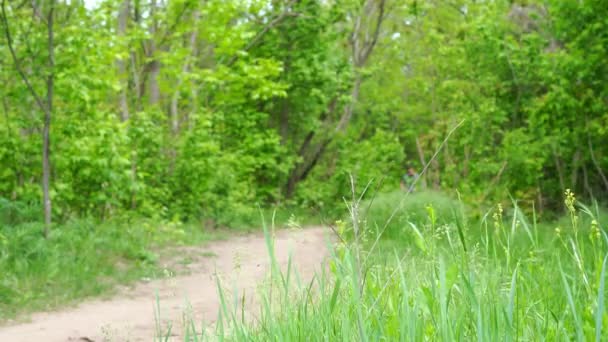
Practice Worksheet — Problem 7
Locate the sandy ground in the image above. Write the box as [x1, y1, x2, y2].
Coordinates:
[0, 226, 332, 341]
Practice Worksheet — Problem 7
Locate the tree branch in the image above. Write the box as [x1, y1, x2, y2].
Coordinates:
[156, 0, 193, 48]
[225, 0, 299, 67]
[359, 0, 386, 66]
[31, 0, 47, 25]
[1, 0, 48, 115]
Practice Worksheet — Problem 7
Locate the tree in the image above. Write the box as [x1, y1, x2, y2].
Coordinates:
[284, 0, 388, 198]
[1, 0, 55, 236]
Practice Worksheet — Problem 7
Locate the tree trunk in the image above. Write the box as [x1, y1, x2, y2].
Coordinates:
[117, 0, 130, 121]
[335, 74, 361, 132]
[583, 165, 593, 199]
[170, 10, 199, 136]
[552, 145, 566, 193]
[148, 0, 160, 105]
[570, 149, 581, 190]
[279, 99, 289, 145]
[42, 0, 55, 237]
[168, 9, 199, 174]
[279, 30, 293, 145]
[2, 0, 55, 236]
[283, 0, 386, 198]
[128, 0, 142, 209]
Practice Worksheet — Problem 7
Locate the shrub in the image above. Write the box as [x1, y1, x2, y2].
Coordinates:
[360, 190, 465, 242]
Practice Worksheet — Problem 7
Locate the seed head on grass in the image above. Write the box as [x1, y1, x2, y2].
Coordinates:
[591, 220, 601, 241]
[565, 189, 580, 232]
[493, 204, 504, 232]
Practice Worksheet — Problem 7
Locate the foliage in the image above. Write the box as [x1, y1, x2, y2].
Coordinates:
[1, 0, 607, 227]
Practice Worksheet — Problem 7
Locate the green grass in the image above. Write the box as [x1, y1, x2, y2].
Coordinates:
[0, 217, 209, 320]
[174, 190, 608, 341]
[219, 205, 325, 231]
[358, 190, 466, 243]
[0, 198, 320, 322]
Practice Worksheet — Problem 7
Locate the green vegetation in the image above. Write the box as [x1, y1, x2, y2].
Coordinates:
[0, 199, 216, 319]
[1, 0, 607, 338]
[182, 190, 608, 341]
[0, 199, 309, 320]
[1, 0, 606, 227]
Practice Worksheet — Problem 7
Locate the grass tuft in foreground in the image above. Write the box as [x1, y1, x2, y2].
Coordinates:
[177, 190, 608, 341]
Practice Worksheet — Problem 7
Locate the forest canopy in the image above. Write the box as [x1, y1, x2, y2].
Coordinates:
[1, 0, 607, 229]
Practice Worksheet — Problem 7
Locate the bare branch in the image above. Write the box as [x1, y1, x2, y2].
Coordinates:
[358, 0, 386, 66]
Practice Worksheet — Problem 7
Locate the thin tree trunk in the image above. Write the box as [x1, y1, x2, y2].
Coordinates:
[117, 0, 130, 121]
[278, 29, 293, 145]
[536, 183, 544, 214]
[1, 1, 52, 227]
[170, 10, 199, 136]
[2, 95, 11, 140]
[335, 74, 362, 133]
[552, 145, 566, 192]
[571, 149, 581, 190]
[582, 165, 593, 200]
[168, 10, 199, 174]
[279, 100, 289, 145]
[43, 0, 55, 237]
[131, 0, 142, 110]
[2, 93, 17, 201]
[114, 0, 130, 215]
[148, 0, 160, 105]
[129, 0, 142, 209]
[130, 52, 141, 110]
[169, 89, 180, 134]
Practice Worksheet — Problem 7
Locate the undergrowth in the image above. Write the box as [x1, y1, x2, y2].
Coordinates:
[0, 216, 207, 320]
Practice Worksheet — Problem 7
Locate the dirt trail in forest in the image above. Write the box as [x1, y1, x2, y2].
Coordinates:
[0, 227, 333, 342]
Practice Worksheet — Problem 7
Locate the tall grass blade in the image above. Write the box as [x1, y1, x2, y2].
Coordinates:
[595, 254, 608, 342]
[438, 257, 451, 341]
[452, 207, 467, 253]
[560, 262, 584, 342]
[329, 278, 341, 314]
[507, 266, 518, 334]
[407, 222, 427, 254]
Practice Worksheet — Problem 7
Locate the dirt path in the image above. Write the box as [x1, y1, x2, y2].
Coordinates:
[0, 226, 332, 342]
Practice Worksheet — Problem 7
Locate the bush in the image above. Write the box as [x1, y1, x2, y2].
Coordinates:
[0, 198, 41, 226]
[360, 190, 466, 241]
